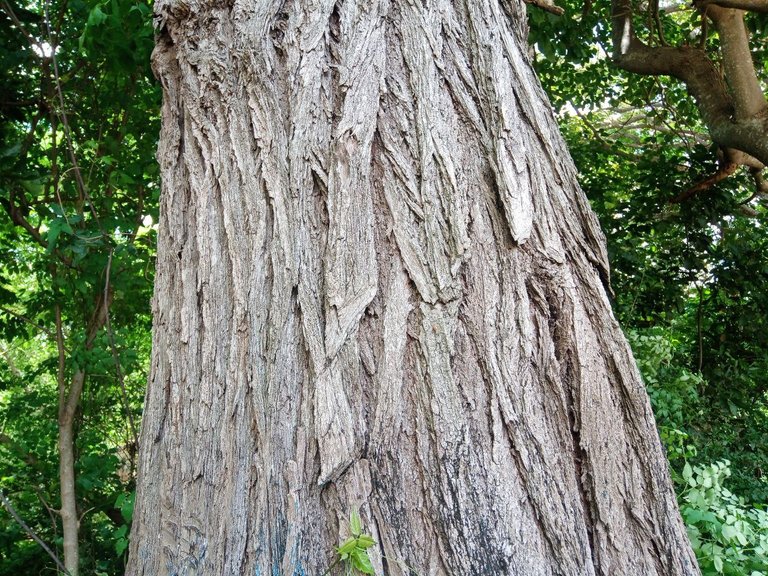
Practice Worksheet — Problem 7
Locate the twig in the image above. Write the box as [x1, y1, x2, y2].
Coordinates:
[651, 0, 669, 46]
[698, 8, 709, 50]
[0, 489, 71, 575]
[570, 104, 637, 159]
[0, 305, 68, 349]
[33, 485, 61, 532]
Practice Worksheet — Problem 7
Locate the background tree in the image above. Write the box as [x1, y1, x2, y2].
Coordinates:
[125, 0, 697, 574]
[0, 0, 159, 573]
[610, 0, 768, 189]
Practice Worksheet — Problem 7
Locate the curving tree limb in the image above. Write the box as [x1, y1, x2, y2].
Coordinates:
[610, 0, 768, 196]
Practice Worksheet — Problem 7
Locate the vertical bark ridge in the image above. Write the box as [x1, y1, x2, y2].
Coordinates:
[128, 0, 699, 574]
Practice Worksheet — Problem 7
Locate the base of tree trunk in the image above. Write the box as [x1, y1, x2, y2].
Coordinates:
[127, 1, 699, 574]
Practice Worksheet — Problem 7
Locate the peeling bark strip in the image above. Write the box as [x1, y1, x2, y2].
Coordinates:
[127, 1, 699, 574]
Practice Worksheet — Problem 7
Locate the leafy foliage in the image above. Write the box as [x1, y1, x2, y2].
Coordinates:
[627, 324, 768, 575]
[325, 509, 377, 576]
[0, 0, 159, 572]
[680, 461, 768, 576]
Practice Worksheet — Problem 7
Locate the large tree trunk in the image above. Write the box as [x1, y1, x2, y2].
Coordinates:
[127, 0, 699, 574]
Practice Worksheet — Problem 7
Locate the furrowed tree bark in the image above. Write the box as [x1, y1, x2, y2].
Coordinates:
[127, 0, 699, 574]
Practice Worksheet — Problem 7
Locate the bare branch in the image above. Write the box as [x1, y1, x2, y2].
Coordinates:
[524, 0, 565, 15]
[670, 158, 738, 202]
[0, 490, 71, 575]
[650, 0, 669, 45]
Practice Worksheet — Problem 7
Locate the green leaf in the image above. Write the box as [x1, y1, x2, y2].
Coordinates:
[117, 491, 135, 523]
[46, 218, 74, 253]
[350, 508, 362, 537]
[683, 462, 693, 483]
[684, 508, 703, 524]
[349, 548, 375, 575]
[115, 537, 128, 555]
[88, 5, 107, 26]
[337, 536, 357, 557]
[721, 524, 738, 541]
[356, 534, 376, 550]
[21, 179, 44, 194]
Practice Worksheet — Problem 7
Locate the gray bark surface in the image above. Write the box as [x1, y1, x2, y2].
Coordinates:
[127, 0, 699, 574]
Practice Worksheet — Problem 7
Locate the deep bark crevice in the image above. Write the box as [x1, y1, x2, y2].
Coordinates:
[543, 278, 600, 570]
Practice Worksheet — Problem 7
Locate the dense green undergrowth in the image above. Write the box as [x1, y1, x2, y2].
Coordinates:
[629, 329, 768, 575]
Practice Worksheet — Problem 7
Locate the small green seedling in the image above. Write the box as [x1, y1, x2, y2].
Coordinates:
[324, 508, 376, 575]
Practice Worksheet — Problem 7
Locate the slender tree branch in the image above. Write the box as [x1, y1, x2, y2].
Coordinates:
[5, 189, 45, 246]
[42, 0, 107, 239]
[0, 0, 43, 50]
[698, 10, 709, 49]
[650, 0, 669, 46]
[570, 105, 638, 159]
[670, 159, 738, 203]
[0, 490, 71, 575]
[0, 305, 70, 350]
[33, 484, 62, 544]
[523, 0, 565, 15]
[2, 192, 76, 267]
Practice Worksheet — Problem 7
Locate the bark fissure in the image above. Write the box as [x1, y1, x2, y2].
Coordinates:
[539, 275, 601, 571]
